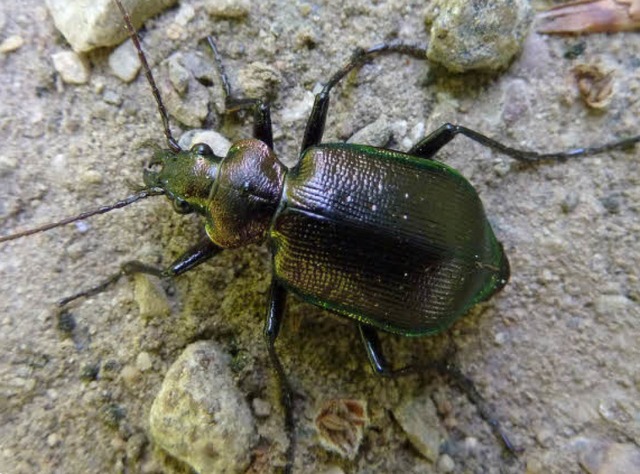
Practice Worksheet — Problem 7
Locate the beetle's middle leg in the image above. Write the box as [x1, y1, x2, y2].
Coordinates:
[358, 323, 518, 454]
[57, 236, 221, 307]
[301, 41, 427, 152]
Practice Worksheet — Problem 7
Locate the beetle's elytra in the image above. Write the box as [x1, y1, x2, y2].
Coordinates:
[1, 0, 639, 472]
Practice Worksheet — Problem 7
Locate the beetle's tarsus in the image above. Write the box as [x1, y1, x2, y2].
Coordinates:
[440, 362, 521, 456]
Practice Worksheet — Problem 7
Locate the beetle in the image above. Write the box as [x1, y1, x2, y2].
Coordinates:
[1, 1, 639, 472]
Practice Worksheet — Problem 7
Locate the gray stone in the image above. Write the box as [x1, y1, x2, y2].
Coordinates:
[204, 0, 250, 19]
[393, 392, 442, 463]
[161, 52, 211, 127]
[437, 453, 455, 473]
[150, 341, 257, 473]
[594, 294, 631, 318]
[0, 35, 24, 54]
[108, 39, 141, 83]
[347, 115, 392, 148]
[133, 274, 170, 320]
[45, 0, 177, 52]
[426, 0, 533, 72]
[576, 438, 640, 474]
[51, 51, 90, 84]
[237, 62, 282, 102]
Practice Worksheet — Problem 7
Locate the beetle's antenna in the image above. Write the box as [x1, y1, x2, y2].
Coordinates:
[0, 188, 165, 243]
[113, 0, 181, 153]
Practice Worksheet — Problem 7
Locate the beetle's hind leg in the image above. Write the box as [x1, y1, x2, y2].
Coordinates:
[409, 123, 640, 163]
[57, 236, 221, 307]
[205, 37, 274, 150]
[358, 324, 519, 454]
[264, 279, 295, 474]
[358, 324, 414, 377]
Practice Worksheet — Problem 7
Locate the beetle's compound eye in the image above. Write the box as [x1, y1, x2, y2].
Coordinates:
[173, 197, 194, 215]
[192, 143, 214, 157]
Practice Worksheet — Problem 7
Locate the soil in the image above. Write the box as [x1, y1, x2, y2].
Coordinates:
[1, 1, 638, 473]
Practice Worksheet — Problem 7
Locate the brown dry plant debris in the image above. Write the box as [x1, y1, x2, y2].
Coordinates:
[537, 0, 640, 33]
[315, 399, 369, 460]
[572, 64, 615, 108]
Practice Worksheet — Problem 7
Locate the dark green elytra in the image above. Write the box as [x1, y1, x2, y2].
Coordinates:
[153, 138, 509, 337]
[272, 143, 509, 336]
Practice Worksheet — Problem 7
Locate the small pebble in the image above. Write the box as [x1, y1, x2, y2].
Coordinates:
[347, 115, 392, 147]
[133, 274, 171, 320]
[426, 0, 533, 72]
[393, 393, 442, 463]
[51, 51, 90, 84]
[136, 351, 152, 372]
[204, 0, 250, 18]
[237, 62, 281, 101]
[252, 397, 271, 417]
[81, 170, 103, 185]
[593, 294, 631, 318]
[535, 428, 554, 448]
[0, 155, 18, 177]
[108, 39, 140, 83]
[46, 433, 61, 448]
[437, 453, 455, 473]
[178, 129, 232, 157]
[168, 56, 190, 96]
[494, 331, 508, 345]
[120, 365, 141, 386]
[102, 89, 122, 106]
[0, 35, 24, 53]
[576, 438, 640, 474]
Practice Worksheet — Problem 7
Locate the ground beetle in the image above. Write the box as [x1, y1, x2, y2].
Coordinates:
[2, 1, 640, 472]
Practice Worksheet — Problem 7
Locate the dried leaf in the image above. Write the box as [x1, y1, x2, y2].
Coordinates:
[537, 0, 640, 33]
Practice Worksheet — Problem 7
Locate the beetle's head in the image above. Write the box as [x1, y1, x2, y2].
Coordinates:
[144, 143, 222, 215]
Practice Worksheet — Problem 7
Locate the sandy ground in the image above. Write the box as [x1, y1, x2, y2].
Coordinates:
[1, 1, 638, 473]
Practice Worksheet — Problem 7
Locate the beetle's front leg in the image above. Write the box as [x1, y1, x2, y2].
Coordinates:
[57, 236, 221, 307]
[264, 278, 295, 474]
[206, 37, 274, 149]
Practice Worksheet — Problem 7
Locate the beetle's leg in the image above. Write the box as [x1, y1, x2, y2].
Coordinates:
[358, 324, 415, 377]
[440, 362, 521, 454]
[206, 37, 274, 149]
[412, 123, 640, 162]
[57, 236, 221, 307]
[359, 325, 519, 453]
[407, 124, 459, 160]
[264, 278, 295, 474]
[301, 42, 427, 152]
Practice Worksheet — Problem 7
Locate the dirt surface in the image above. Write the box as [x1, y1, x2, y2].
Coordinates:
[1, 1, 639, 473]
